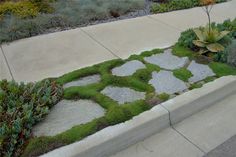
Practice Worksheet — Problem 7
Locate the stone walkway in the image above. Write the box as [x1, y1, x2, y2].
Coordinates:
[33, 49, 216, 136]
[0, 0, 235, 82]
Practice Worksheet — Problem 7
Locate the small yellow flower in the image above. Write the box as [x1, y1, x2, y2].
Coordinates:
[200, 0, 215, 5]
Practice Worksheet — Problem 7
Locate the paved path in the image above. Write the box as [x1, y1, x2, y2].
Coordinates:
[110, 92, 236, 157]
[1, 1, 236, 82]
[204, 135, 236, 157]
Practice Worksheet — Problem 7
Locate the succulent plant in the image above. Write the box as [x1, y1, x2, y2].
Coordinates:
[193, 26, 229, 54]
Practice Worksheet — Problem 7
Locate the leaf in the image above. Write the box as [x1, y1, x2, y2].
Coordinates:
[199, 49, 208, 55]
[206, 43, 225, 52]
[216, 30, 230, 41]
[193, 29, 205, 41]
[193, 40, 206, 47]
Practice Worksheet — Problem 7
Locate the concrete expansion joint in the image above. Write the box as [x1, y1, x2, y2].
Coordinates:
[160, 104, 206, 155]
[171, 126, 206, 155]
[147, 15, 183, 32]
[0, 45, 14, 81]
[160, 104, 171, 126]
[79, 28, 121, 59]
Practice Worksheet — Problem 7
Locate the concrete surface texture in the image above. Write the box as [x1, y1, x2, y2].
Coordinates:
[110, 92, 236, 157]
[33, 99, 105, 136]
[101, 86, 146, 104]
[1, 1, 235, 82]
[144, 50, 189, 70]
[0, 47, 12, 80]
[63, 74, 101, 88]
[204, 135, 236, 157]
[112, 60, 146, 76]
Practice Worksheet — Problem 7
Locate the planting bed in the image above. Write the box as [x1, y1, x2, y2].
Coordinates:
[22, 45, 236, 157]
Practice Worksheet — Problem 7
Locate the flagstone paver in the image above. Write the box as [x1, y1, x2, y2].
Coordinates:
[187, 61, 215, 83]
[101, 86, 146, 104]
[33, 100, 105, 136]
[149, 71, 188, 94]
[112, 60, 146, 77]
[144, 49, 189, 70]
[63, 74, 101, 88]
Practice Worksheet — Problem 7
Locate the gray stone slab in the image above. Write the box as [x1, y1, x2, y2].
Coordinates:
[112, 60, 145, 77]
[204, 135, 236, 157]
[33, 100, 105, 136]
[187, 61, 215, 83]
[101, 86, 145, 104]
[63, 74, 101, 88]
[144, 49, 189, 70]
[149, 71, 188, 94]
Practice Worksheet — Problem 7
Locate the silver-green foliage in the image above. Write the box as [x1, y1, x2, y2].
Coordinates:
[0, 0, 145, 43]
[227, 40, 236, 67]
[0, 79, 63, 157]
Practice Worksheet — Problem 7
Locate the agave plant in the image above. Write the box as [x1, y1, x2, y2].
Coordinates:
[193, 26, 229, 54]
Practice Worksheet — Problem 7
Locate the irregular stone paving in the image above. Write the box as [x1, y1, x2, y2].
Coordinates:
[149, 70, 188, 94]
[101, 86, 145, 104]
[144, 49, 189, 70]
[187, 61, 215, 83]
[112, 60, 146, 76]
[33, 100, 105, 136]
[63, 74, 101, 88]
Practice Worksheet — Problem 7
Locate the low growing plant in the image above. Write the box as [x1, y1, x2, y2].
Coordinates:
[0, 79, 63, 157]
[192, 26, 229, 54]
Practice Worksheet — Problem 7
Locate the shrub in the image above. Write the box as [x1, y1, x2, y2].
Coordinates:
[0, 0, 53, 18]
[226, 40, 236, 67]
[177, 19, 236, 51]
[151, 0, 226, 13]
[0, 79, 63, 157]
[177, 29, 197, 49]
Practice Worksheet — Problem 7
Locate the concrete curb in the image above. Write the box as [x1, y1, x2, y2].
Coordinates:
[41, 76, 236, 157]
[161, 76, 236, 125]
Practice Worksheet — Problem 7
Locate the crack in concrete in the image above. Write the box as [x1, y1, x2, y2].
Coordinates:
[79, 28, 121, 59]
[0, 45, 14, 80]
[160, 104, 206, 155]
[147, 15, 183, 32]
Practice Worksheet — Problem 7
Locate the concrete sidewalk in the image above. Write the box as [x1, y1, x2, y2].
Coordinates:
[1, 1, 236, 82]
[110, 92, 236, 157]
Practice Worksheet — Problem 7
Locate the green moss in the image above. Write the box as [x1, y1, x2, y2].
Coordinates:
[203, 76, 216, 83]
[56, 66, 99, 85]
[172, 44, 195, 58]
[173, 68, 193, 82]
[209, 62, 236, 77]
[189, 83, 203, 90]
[122, 100, 150, 116]
[158, 93, 170, 101]
[22, 120, 99, 157]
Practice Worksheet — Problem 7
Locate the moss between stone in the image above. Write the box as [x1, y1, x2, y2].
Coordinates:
[158, 93, 170, 101]
[172, 44, 195, 58]
[173, 68, 193, 82]
[209, 62, 236, 77]
[23, 46, 236, 156]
